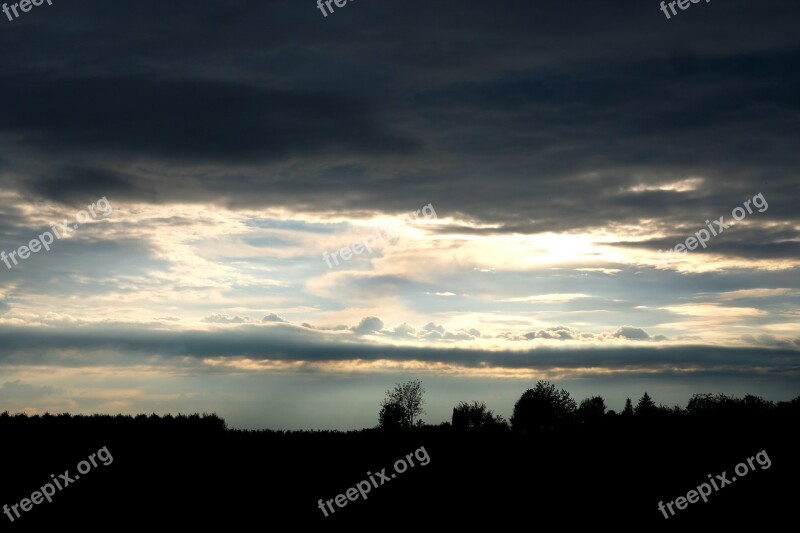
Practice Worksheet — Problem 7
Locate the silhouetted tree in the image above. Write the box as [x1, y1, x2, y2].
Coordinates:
[741, 394, 773, 413]
[635, 392, 656, 416]
[577, 396, 606, 424]
[378, 401, 408, 430]
[380, 380, 425, 428]
[687, 393, 718, 414]
[510, 381, 576, 432]
[776, 396, 800, 417]
[669, 404, 686, 415]
[452, 401, 508, 431]
[622, 398, 634, 416]
[686, 393, 737, 415]
[684, 393, 774, 420]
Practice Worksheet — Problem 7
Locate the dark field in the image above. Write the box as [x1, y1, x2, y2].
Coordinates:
[1, 406, 797, 529]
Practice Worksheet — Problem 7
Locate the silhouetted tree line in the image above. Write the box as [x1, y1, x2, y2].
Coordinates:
[0, 411, 227, 433]
[2, 382, 798, 435]
[378, 379, 800, 433]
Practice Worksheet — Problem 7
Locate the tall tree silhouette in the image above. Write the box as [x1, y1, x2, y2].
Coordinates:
[380, 380, 425, 428]
[510, 380, 576, 432]
[635, 392, 656, 416]
[622, 398, 634, 416]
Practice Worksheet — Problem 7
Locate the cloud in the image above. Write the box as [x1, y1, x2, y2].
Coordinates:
[203, 314, 250, 324]
[0, 324, 796, 378]
[1, 76, 420, 168]
[714, 289, 800, 301]
[352, 316, 385, 335]
[514, 325, 666, 343]
[443, 330, 478, 340]
[502, 294, 591, 304]
[420, 322, 446, 339]
[262, 313, 288, 323]
[525, 326, 579, 340]
[422, 322, 446, 334]
[612, 326, 651, 341]
[0, 0, 794, 256]
[741, 334, 797, 348]
[0, 380, 54, 401]
[660, 304, 769, 319]
[390, 323, 417, 338]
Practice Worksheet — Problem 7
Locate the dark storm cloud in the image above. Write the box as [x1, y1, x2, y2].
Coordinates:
[0, 76, 419, 164]
[28, 166, 154, 204]
[0, 0, 796, 248]
[614, 211, 800, 258]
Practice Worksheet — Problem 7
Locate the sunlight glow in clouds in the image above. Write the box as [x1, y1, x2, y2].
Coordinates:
[1, 193, 797, 350]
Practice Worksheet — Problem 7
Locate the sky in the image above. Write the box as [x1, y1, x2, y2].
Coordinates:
[0, 0, 798, 429]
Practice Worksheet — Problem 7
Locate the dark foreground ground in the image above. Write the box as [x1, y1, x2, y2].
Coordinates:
[0, 411, 797, 529]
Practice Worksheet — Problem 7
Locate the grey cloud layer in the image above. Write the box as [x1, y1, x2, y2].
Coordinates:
[0, 0, 796, 249]
[0, 323, 797, 377]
